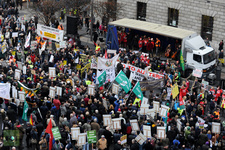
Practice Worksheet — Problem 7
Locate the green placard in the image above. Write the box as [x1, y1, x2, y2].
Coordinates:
[3, 130, 20, 146]
[51, 127, 62, 140]
[87, 130, 97, 144]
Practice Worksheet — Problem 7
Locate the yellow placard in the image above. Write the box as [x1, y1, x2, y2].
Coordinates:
[172, 83, 179, 99]
[120, 135, 127, 145]
[80, 54, 88, 62]
[44, 32, 56, 39]
[76, 64, 81, 70]
[81, 63, 91, 75]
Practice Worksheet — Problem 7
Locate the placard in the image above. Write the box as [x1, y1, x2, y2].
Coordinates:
[12, 86, 17, 99]
[130, 119, 140, 131]
[12, 32, 18, 37]
[135, 133, 147, 145]
[14, 69, 21, 80]
[202, 80, 209, 89]
[166, 87, 171, 100]
[112, 118, 121, 130]
[157, 127, 166, 139]
[177, 119, 182, 132]
[112, 83, 120, 95]
[120, 135, 127, 145]
[78, 133, 87, 146]
[199, 123, 204, 129]
[192, 69, 202, 78]
[153, 101, 160, 113]
[18, 91, 25, 102]
[141, 97, 148, 106]
[51, 127, 61, 140]
[143, 125, 151, 138]
[140, 105, 149, 115]
[160, 105, 169, 117]
[17, 61, 22, 70]
[172, 83, 179, 99]
[49, 55, 54, 63]
[49, 67, 56, 78]
[148, 109, 155, 118]
[60, 41, 67, 48]
[212, 122, 220, 134]
[56, 86, 62, 96]
[23, 66, 26, 74]
[49, 86, 55, 99]
[88, 85, 95, 95]
[71, 127, 80, 140]
[103, 115, 112, 126]
[102, 99, 108, 110]
[87, 130, 97, 144]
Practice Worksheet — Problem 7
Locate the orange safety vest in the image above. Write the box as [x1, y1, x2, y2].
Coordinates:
[36, 36, 41, 43]
[40, 41, 45, 47]
[214, 111, 220, 119]
[155, 40, 161, 47]
[58, 25, 64, 30]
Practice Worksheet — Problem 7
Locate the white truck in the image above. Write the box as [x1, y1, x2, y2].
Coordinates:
[108, 18, 216, 78]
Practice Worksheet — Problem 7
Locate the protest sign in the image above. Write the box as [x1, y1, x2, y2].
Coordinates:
[71, 127, 80, 140]
[160, 105, 169, 117]
[172, 83, 179, 99]
[88, 85, 95, 95]
[166, 87, 171, 100]
[49, 87, 55, 99]
[78, 133, 87, 146]
[103, 115, 112, 126]
[177, 119, 182, 132]
[87, 130, 97, 144]
[31, 41, 37, 50]
[202, 80, 209, 89]
[14, 69, 21, 80]
[112, 118, 121, 130]
[157, 127, 166, 139]
[148, 109, 155, 118]
[199, 123, 204, 129]
[12, 32, 18, 37]
[112, 83, 120, 95]
[140, 105, 149, 115]
[212, 122, 220, 134]
[91, 57, 98, 69]
[130, 119, 140, 131]
[56, 87, 62, 96]
[1, 44, 7, 54]
[120, 135, 127, 145]
[135, 133, 147, 145]
[17, 61, 23, 70]
[18, 91, 25, 102]
[97, 68, 115, 84]
[49, 67, 56, 78]
[192, 69, 202, 78]
[12, 86, 17, 99]
[143, 125, 151, 138]
[60, 41, 67, 48]
[141, 97, 148, 106]
[80, 63, 91, 75]
[37, 24, 64, 42]
[153, 101, 160, 113]
[51, 127, 61, 140]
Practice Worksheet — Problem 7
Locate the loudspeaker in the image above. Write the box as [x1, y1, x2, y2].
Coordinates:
[67, 16, 79, 35]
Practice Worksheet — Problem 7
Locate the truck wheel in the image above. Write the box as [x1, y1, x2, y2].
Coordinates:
[185, 69, 193, 78]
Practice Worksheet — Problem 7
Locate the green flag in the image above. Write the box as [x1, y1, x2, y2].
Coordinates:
[115, 71, 132, 93]
[132, 81, 143, 100]
[98, 70, 106, 87]
[22, 100, 28, 121]
[180, 50, 185, 71]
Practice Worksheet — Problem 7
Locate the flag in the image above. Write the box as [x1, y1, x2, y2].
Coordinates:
[98, 70, 106, 87]
[104, 49, 108, 59]
[115, 70, 132, 93]
[29, 114, 34, 125]
[22, 100, 28, 121]
[46, 119, 53, 150]
[180, 49, 185, 71]
[24, 32, 31, 48]
[132, 81, 143, 100]
[97, 54, 119, 69]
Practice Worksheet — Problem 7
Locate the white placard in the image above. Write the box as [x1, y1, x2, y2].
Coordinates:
[12, 86, 17, 99]
[23, 66, 26, 74]
[140, 105, 149, 115]
[49, 86, 55, 99]
[103, 115, 112, 126]
[166, 87, 171, 100]
[148, 109, 155, 118]
[143, 125, 151, 138]
[153, 101, 160, 113]
[192, 69, 202, 78]
[12, 32, 18, 37]
[141, 97, 148, 106]
[197, 116, 205, 124]
[130, 119, 140, 131]
[135, 133, 147, 145]
[49, 67, 56, 78]
[49, 55, 54, 63]
[56, 86, 62, 96]
[71, 127, 80, 140]
[18, 91, 25, 102]
[112, 118, 121, 130]
[112, 83, 120, 95]
[17, 61, 23, 70]
[14, 69, 21, 80]
[212, 122, 220, 134]
[177, 119, 182, 132]
[157, 127, 166, 139]
[103, 99, 108, 110]
[78, 133, 87, 146]
[96, 68, 115, 84]
[60, 41, 67, 48]
[88, 85, 95, 95]
[160, 105, 169, 117]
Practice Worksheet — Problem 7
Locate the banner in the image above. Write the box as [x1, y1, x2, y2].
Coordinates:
[24, 32, 31, 48]
[96, 68, 115, 84]
[115, 71, 131, 93]
[81, 63, 91, 75]
[97, 55, 119, 69]
[139, 78, 164, 91]
[37, 24, 64, 42]
[87, 130, 97, 144]
[0, 83, 10, 99]
[98, 70, 106, 87]
[132, 81, 143, 100]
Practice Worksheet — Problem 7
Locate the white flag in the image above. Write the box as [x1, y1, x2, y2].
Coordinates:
[24, 32, 31, 48]
[39, 41, 46, 56]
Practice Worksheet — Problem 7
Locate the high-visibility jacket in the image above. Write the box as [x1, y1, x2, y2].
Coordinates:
[85, 80, 91, 85]
[40, 41, 45, 48]
[74, 9, 77, 15]
[36, 36, 41, 43]
[214, 111, 220, 119]
[133, 97, 141, 107]
[221, 99, 225, 109]
[155, 40, 161, 47]
[58, 25, 64, 30]
[63, 8, 66, 14]
[95, 45, 100, 52]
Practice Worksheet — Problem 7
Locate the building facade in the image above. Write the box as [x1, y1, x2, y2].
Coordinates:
[116, 0, 225, 49]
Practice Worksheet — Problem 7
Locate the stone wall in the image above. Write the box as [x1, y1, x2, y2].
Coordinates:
[116, 0, 225, 50]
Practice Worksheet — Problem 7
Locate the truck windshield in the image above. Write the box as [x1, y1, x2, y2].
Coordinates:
[203, 50, 216, 64]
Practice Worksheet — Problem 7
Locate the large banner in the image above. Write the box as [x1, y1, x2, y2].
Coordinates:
[97, 55, 119, 69]
[96, 68, 115, 84]
[0, 83, 10, 99]
[37, 24, 64, 42]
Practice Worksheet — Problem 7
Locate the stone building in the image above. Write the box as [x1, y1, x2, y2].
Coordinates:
[114, 0, 225, 49]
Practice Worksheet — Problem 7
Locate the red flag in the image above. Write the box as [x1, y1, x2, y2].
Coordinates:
[29, 114, 34, 126]
[104, 49, 108, 59]
[45, 119, 53, 150]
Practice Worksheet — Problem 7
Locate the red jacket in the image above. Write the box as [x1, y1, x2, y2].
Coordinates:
[53, 99, 61, 110]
